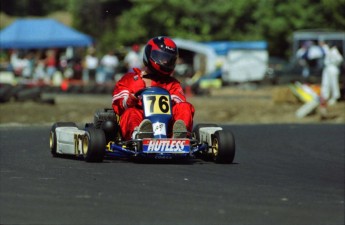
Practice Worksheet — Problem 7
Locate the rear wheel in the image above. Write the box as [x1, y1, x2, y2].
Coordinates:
[94, 108, 119, 142]
[83, 127, 106, 162]
[50, 122, 77, 157]
[212, 130, 235, 164]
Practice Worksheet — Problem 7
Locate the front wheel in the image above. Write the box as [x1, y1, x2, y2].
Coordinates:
[212, 131, 235, 164]
[50, 122, 78, 157]
[83, 127, 106, 162]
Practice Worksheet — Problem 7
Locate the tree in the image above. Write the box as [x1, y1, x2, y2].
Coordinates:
[1, 0, 344, 58]
[113, 0, 345, 57]
[0, 0, 67, 16]
[70, 0, 132, 49]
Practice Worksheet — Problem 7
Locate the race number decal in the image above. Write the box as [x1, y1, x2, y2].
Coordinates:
[143, 139, 190, 153]
[143, 94, 171, 116]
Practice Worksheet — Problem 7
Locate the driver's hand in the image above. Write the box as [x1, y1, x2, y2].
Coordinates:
[126, 94, 139, 107]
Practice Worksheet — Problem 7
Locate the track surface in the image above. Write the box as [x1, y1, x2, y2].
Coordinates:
[0, 124, 344, 225]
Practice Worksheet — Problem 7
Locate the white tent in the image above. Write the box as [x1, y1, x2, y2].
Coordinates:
[173, 38, 217, 74]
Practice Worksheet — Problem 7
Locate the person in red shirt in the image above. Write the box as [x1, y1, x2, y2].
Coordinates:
[112, 36, 194, 140]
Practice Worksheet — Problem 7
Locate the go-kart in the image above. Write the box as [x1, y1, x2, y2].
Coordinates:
[49, 87, 236, 163]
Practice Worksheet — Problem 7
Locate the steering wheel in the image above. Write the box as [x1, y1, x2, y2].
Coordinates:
[134, 88, 150, 98]
[134, 87, 169, 98]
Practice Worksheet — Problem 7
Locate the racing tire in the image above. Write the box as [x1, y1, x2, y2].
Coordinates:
[0, 84, 36, 103]
[0, 84, 14, 103]
[50, 122, 78, 157]
[94, 108, 118, 128]
[15, 87, 42, 102]
[94, 108, 119, 143]
[83, 127, 106, 162]
[193, 123, 218, 141]
[212, 130, 236, 164]
[36, 97, 56, 105]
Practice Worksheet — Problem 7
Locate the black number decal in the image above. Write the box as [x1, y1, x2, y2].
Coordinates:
[159, 96, 169, 113]
[146, 95, 156, 113]
[145, 95, 170, 114]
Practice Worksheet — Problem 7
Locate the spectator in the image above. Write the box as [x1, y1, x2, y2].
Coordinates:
[124, 44, 141, 72]
[296, 41, 311, 78]
[45, 49, 57, 83]
[307, 41, 325, 74]
[101, 50, 119, 82]
[10, 50, 24, 76]
[84, 48, 99, 83]
[21, 52, 34, 79]
[71, 48, 83, 80]
[34, 52, 46, 81]
[320, 42, 343, 105]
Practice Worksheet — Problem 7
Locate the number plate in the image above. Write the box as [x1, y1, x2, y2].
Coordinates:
[143, 94, 171, 116]
[142, 139, 190, 153]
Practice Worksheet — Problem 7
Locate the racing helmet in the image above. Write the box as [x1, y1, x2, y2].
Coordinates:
[143, 36, 178, 76]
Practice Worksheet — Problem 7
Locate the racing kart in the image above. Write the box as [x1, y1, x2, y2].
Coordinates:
[49, 87, 236, 163]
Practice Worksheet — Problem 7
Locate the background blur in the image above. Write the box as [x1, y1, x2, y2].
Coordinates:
[0, 0, 344, 124]
[1, 0, 344, 57]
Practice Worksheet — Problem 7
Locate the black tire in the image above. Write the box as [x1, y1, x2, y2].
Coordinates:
[94, 108, 118, 128]
[212, 130, 236, 164]
[37, 97, 56, 105]
[10, 84, 27, 99]
[193, 123, 218, 141]
[0, 84, 14, 103]
[83, 127, 106, 162]
[16, 87, 42, 101]
[94, 108, 119, 142]
[50, 122, 78, 157]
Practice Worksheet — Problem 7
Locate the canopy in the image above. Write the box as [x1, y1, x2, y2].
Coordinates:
[0, 18, 93, 49]
[173, 38, 218, 74]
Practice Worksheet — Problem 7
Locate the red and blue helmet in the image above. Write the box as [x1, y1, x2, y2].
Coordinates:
[143, 36, 178, 76]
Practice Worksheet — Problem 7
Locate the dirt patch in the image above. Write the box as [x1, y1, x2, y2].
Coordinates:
[0, 85, 344, 125]
[192, 85, 344, 124]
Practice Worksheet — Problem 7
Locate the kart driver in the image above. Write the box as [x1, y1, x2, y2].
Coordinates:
[112, 36, 195, 140]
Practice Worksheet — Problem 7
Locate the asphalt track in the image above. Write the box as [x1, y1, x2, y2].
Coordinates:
[0, 124, 344, 225]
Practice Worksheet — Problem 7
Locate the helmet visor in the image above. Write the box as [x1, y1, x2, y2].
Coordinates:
[151, 50, 177, 70]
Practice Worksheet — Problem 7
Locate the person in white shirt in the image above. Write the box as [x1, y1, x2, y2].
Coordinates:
[101, 50, 119, 82]
[124, 44, 141, 72]
[84, 49, 99, 83]
[320, 41, 343, 105]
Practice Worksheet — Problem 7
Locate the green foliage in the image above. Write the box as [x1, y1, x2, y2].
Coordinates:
[0, 0, 67, 16]
[1, 0, 344, 58]
[69, 0, 103, 40]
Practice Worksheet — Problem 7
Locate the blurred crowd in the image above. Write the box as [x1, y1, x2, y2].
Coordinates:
[296, 40, 343, 79]
[0, 44, 142, 85]
[295, 40, 344, 109]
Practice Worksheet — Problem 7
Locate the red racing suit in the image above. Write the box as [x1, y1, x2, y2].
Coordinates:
[112, 68, 195, 140]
